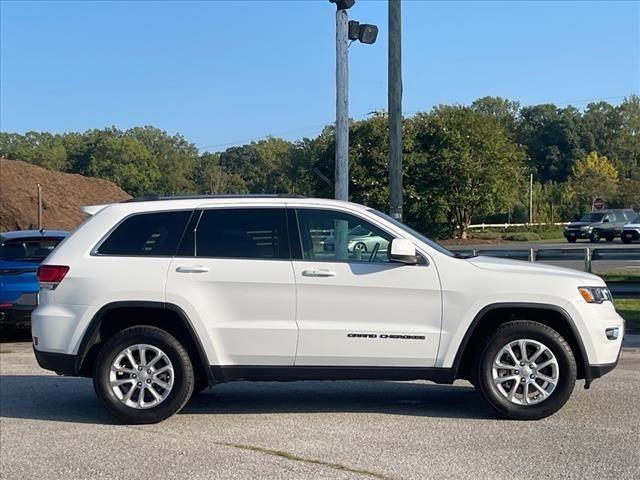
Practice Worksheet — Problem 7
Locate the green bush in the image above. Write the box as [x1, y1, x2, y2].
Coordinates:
[468, 231, 503, 240]
[503, 232, 541, 241]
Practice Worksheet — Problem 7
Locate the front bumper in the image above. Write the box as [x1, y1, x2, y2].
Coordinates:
[587, 361, 618, 380]
[564, 229, 590, 240]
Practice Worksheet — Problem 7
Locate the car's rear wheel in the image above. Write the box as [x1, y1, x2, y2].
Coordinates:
[605, 233, 614, 242]
[93, 326, 194, 424]
[474, 320, 576, 420]
[621, 236, 632, 244]
[589, 230, 601, 242]
[353, 242, 368, 253]
[566, 237, 577, 243]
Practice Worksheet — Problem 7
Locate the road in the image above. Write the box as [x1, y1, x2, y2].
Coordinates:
[447, 241, 640, 275]
[1, 338, 639, 480]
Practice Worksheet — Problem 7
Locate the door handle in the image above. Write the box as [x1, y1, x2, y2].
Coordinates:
[301, 269, 336, 277]
[175, 265, 210, 274]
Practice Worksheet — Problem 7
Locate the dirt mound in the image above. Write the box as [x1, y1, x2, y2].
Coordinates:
[0, 158, 131, 231]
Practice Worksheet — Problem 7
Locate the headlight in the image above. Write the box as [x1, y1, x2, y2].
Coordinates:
[580, 226, 592, 231]
[578, 286, 612, 304]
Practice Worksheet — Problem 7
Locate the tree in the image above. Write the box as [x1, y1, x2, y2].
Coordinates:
[0, 131, 68, 170]
[517, 105, 583, 183]
[471, 96, 520, 136]
[128, 126, 198, 195]
[566, 151, 618, 212]
[614, 95, 640, 176]
[192, 152, 245, 194]
[89, 136, 160, 196]
[411, 106, 525, 238]
[616, 167, 640, 211]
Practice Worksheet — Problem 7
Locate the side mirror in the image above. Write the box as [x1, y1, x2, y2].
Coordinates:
[389, 238, 418, 265]
[603, 218, 610, 223]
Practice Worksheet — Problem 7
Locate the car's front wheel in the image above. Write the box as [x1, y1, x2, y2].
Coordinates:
[93, 326, 194, 424]
[474, 320, 576, 420]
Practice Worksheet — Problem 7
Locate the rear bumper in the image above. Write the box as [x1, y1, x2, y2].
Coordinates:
[621, 230, 639, 242]
[0, 292, 38, 327]
[0, 305, 34, 327]
[33, 347, 80, 376]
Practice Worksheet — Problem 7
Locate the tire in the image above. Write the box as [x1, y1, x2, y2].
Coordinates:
[566, 237, 577, 243]
[589, 230, 601, 243]
[473, 320, 577, 420]
[353, 242, 368, 253]
[605, 234, 614, 242]
[622, 236, 632, 244]
[93, 326, 195, 424]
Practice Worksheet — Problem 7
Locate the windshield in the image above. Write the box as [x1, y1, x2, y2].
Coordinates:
[579, 213, 604, 223]
[368, 209, 455, 257]
[0, 238, 63, 262]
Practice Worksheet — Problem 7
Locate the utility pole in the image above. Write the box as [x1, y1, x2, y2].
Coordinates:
[37, 183, 43, 230]
[388, 0, 403, 221]
[529, 173, 533, 225]
[335, 7, 349, 202]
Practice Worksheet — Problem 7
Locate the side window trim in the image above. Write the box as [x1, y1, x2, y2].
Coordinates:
[286, 208, 303, 260]
[175, 209, 202, 257]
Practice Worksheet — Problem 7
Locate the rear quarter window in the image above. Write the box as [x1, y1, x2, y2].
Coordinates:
[96, 211, 192, 256]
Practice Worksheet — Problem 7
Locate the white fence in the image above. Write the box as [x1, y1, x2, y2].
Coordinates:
[468, 222, 569, 230]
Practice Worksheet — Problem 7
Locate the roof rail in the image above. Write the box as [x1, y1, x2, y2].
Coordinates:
[122, 194, 307, 203]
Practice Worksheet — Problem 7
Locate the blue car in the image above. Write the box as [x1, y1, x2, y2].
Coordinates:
[0, 230, 68, 329]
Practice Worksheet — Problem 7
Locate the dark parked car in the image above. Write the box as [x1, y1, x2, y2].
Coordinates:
[621, 215, 640, 244]
[0, 230, 67, 329]
[563, 209, 637, 243]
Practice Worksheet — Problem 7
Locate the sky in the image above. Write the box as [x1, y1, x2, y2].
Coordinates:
[1, 0, 638, 151]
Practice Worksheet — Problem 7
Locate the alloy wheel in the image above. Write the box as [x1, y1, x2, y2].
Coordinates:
[109, 344, 175, 409]
[492, 339, 559, 406]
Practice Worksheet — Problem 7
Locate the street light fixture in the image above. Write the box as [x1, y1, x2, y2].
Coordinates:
[348, 21, 379, 45]
[330, 0, 355, 10]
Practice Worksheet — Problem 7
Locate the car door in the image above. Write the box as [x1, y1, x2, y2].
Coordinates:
[165, 206, 297, 366]
[614, 212, 627, 234]
[291, 207, 442, 367]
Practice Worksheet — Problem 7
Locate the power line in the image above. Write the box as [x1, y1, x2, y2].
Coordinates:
[199, 94, 633, 151]
[198, 110, 376, 151]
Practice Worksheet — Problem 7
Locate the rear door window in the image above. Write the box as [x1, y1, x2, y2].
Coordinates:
[195, 208, 289, 259]
[97, 211, 192, 256]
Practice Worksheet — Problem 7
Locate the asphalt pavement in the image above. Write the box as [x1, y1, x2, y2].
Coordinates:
[1, 337, 639, 480]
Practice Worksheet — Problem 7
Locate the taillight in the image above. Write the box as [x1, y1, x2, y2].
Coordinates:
[37, 265, 69, 289]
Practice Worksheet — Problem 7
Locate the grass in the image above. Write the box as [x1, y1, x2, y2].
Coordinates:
[503, 232, 541, 242]
[599, 272, 640, 283]
[466, 227, 565, 242]
[615, 300, 640, 330]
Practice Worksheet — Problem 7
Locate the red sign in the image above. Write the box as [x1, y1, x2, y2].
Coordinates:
[593, 198, 605, 210]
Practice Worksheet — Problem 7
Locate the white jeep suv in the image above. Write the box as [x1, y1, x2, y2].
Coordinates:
[32, 195, 624, 424]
